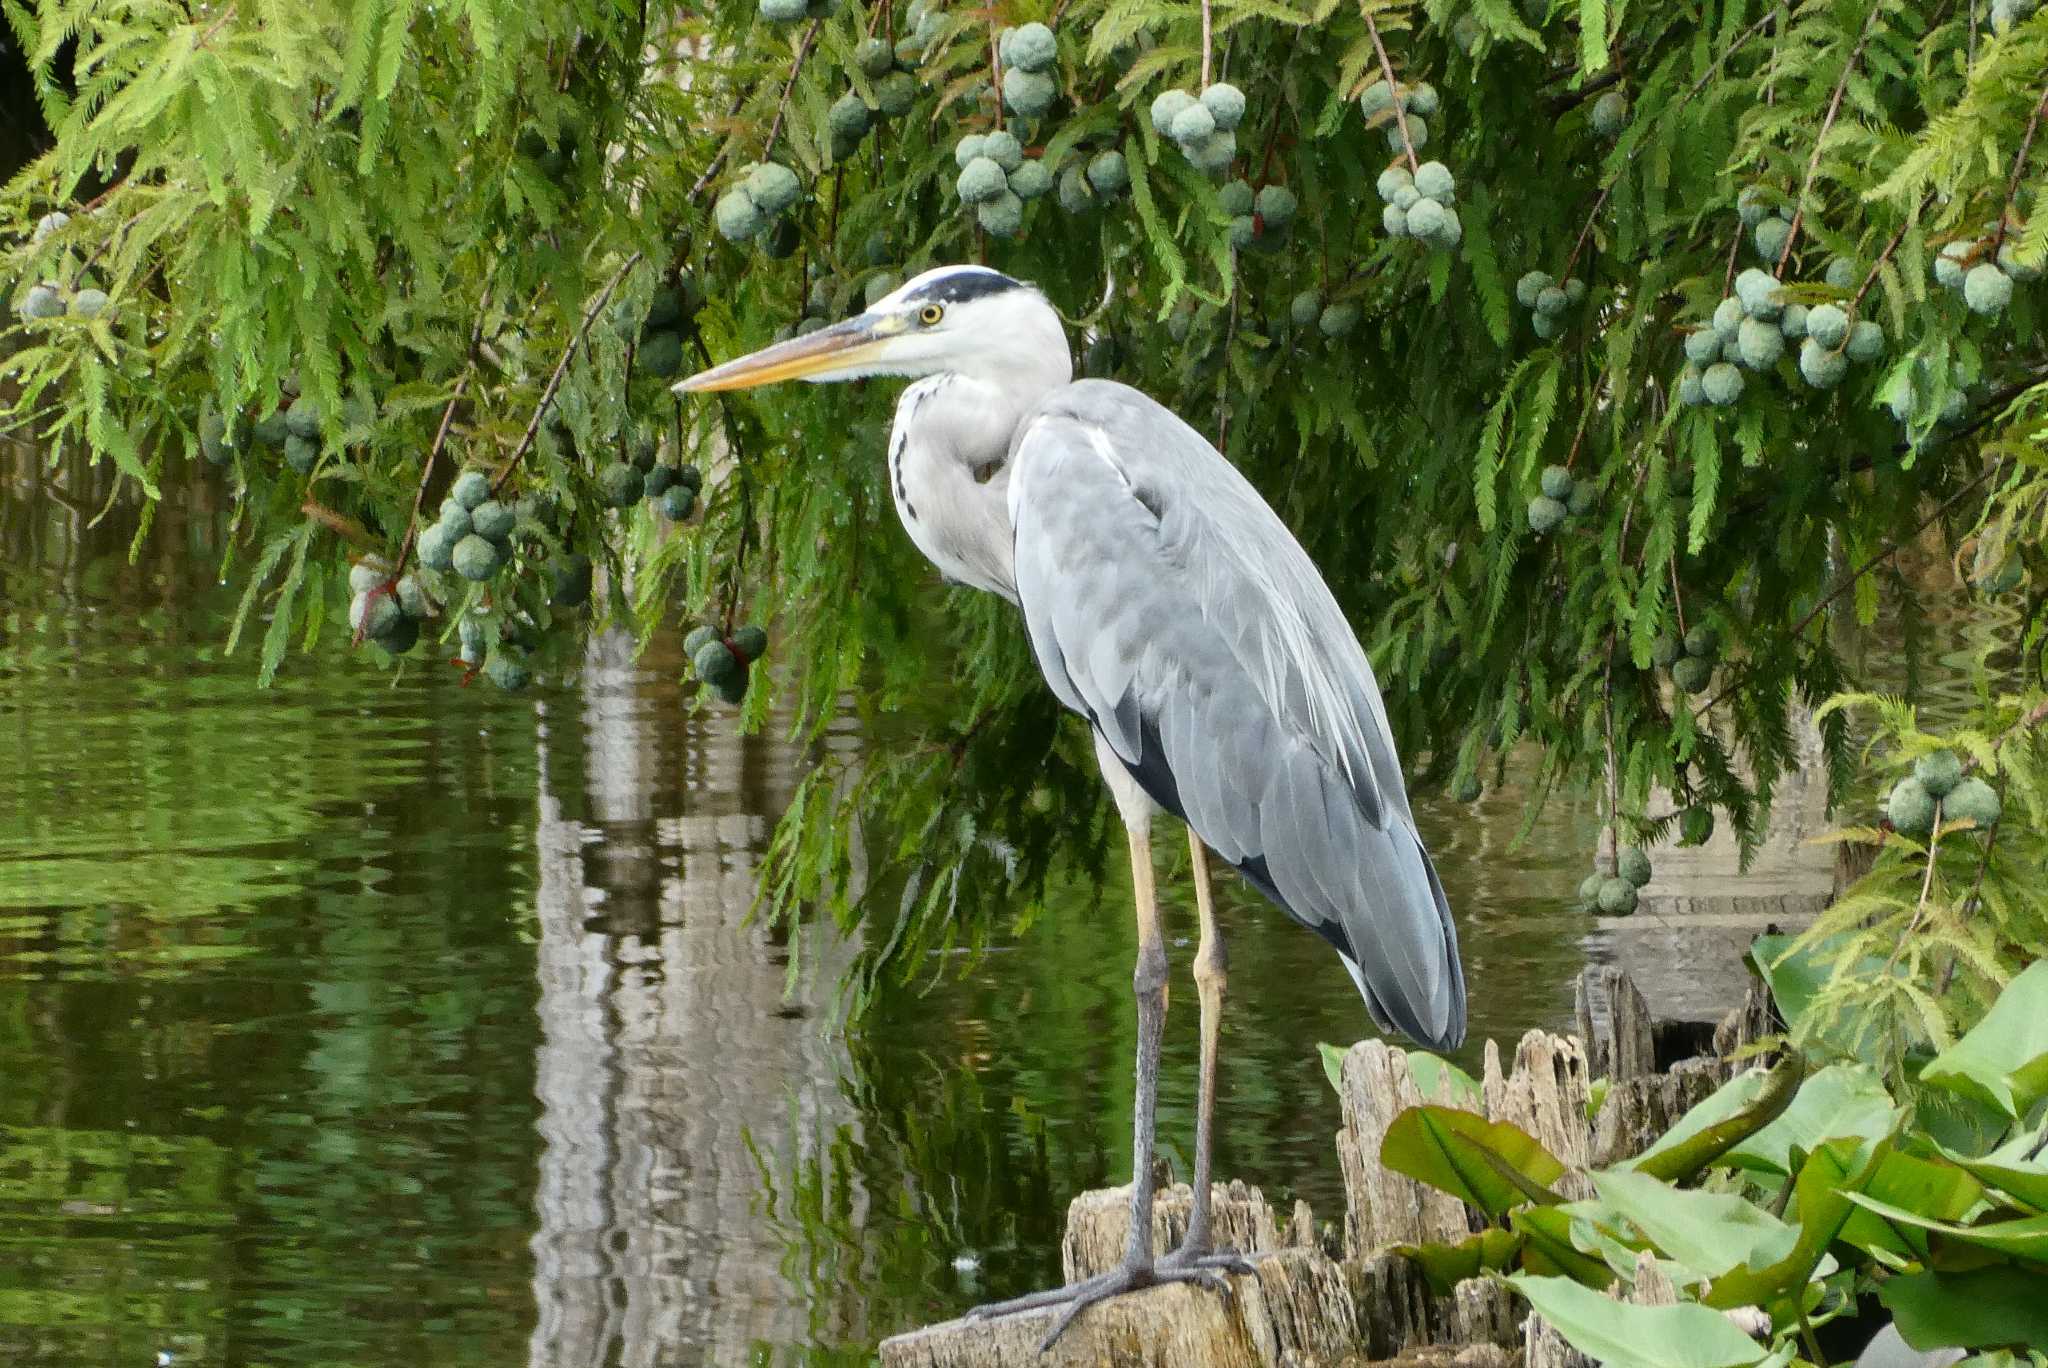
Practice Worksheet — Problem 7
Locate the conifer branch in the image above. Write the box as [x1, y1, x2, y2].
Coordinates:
[1695, 460, 2004, 717]
[1992, 85, 2048, 257]
[393, 297, 493, 580]
[763, 21, 825, 161]
[689, 93, 752, 200]
[1774, 7, 1880, 279]
[492, 253, 643, 498]
[1361, 10, 1418, 175]
[1200, 0, 1214, 90]
[988, 15, 1006, 132]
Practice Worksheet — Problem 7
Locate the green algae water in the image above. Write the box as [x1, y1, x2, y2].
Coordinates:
[2, 449, 1627, 1366]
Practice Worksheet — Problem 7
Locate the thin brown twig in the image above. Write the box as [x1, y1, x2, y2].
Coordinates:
[1774, 8, 1880, 279]
[392, 298, 493, 580]
[1692, 461, 2004, 718]
[1561, 186, 1612, 283]
[1850, 207, 1920, 313]
[1200, 0, 1214, 90]
[988, 15, 1005, 132]
[491, 253, 643, 498]
[1991, 85, 2048, 257]
[1361, 9, 1419, 175]
[1559, 6, 1791, 281]
[762, 20, 825, 160]
[689, 93, 752, 199]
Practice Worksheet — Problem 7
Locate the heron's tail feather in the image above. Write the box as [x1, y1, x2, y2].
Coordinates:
[1234, 751, 1467, 1052]
[1337, 831, 1466, 1051]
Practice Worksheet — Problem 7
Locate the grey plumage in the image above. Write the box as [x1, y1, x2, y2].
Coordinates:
[1010, 380, 1465, 1048]
[676, 264, 1469, 1339]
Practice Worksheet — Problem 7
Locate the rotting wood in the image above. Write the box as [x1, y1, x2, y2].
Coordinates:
[1337, 1041, 1481, 1259]
[1590, 1055, 1735, 1168]
[881, 969, 1771, 1366]
[878, 1246, 1366, 1368]
[1574, 966, 1657, 1079]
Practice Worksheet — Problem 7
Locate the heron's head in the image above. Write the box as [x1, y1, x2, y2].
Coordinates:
[675, 265, 1071, 395]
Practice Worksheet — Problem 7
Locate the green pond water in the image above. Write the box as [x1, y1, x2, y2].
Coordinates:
[0, 446, 1858, 1368]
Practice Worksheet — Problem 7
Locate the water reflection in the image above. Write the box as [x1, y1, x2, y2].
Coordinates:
[1, 447, 1754, 1366]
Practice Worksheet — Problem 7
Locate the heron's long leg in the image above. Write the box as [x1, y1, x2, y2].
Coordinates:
[1180, 832, 1226, 1255]
[1122, 809, 1169, 1267]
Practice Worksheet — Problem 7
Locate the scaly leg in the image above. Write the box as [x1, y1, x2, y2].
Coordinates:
[1162, 833, 1254, 1275]
[965, 811, 1234, 1349]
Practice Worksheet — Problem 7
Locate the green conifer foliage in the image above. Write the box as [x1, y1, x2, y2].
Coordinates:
[3, 0, 2046, 1013]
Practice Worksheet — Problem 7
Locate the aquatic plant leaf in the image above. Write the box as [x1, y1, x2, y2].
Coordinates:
[1726, 1062, 1896, 1175]
[1506, 1274, 1767, 1368]
[1390, 1226, 1523, 1295]
[1878, 1267, 2048, 1350]
[1381, 1104, 1567, 1219]
[1921, 961, 2048, 1119]
[1631, 1053, 1807, 1181]
[1511, 1205, 1618, 1288]
[1583, 1169, 1799, 1282]
[1844, 1193, 2048, 1263]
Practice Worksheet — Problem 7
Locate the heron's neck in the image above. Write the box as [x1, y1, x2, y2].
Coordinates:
[886, 369, 1059, 601]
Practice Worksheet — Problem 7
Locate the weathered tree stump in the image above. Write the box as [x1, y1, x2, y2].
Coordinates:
[1337, 1041, 1482, 1260]
[877, 1246, 1366, 1368]
[1575, 966, 1658, 1080]
[879, 969, 1764, 1366]
[1062, 1181, 1288, 1282]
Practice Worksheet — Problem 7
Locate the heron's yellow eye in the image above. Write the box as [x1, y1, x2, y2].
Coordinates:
[919, 303, 945, 326]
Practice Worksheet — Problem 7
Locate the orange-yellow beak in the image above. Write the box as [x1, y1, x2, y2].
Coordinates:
[673, 315, 890, 393]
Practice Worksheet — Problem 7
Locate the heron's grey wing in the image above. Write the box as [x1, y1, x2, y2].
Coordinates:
[1009, 381, 1466, 1050]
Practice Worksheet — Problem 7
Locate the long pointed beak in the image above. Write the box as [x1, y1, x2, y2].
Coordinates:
[673, 315, 890, 393]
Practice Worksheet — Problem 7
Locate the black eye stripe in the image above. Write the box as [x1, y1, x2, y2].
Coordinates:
[900, 268, 1024, 306]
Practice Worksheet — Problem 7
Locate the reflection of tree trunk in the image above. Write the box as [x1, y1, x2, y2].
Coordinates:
[528, 627, 867, 1367]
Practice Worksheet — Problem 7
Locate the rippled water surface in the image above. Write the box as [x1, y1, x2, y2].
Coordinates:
[3, 454, 1659, 1367]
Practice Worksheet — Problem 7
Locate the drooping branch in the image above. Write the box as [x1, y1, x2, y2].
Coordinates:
[491, 252, 642, 498]
[393, 294, 493, 580]
[1200, 0, 1214, 90]
[1773, 8, 1880, 279]
[762, 20, 825, 161]
[1991, 85, 2048, 256]
[1361, 9, 1418, 175]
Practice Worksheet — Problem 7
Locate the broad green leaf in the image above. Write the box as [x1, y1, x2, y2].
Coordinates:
[1511, 1204, 1618, 1287]
[1703, 1137, 1869, 1311]
[1844, 1193, 2048, 1262]
[1935, 1129, 2048, 1213]
[1318, 1041, 1346, 1095]
[1632, 1053, 1807, 1181]
[1879, 1267, 2048, 1351]
[1391, 1227, 1523, 1295]
[1922, 961, 2048, 1119]
[1834, 1150, 1985, 1261]
[1407, 1051, 1484, 1109]
[1381, 1104, 1567, 1219]
[1506, 1274, 1767, 1368]
[1583, 1169, 1799, 1281]
[1727, 1063, 1898, 1175]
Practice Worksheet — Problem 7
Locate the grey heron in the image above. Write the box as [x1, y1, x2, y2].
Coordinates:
[678, 264, 1466, 1342]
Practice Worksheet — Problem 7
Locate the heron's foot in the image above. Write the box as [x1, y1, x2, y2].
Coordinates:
[1159, 1238, 1257, 1277]
[962, 1257, 1239, 1353]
